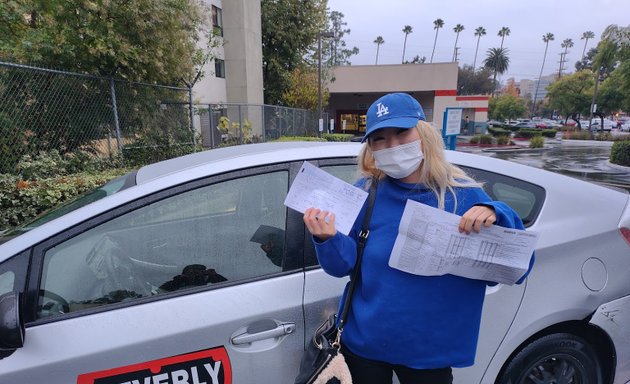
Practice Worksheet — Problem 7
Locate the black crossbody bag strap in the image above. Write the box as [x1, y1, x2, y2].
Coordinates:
[338, 178, 378, 330]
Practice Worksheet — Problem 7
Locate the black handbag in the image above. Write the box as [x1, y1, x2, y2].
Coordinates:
[295, 179, 378, 384]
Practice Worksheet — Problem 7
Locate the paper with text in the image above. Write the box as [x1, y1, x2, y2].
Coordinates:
[388, 199, 538, 285]
[284, 162, 368, 235]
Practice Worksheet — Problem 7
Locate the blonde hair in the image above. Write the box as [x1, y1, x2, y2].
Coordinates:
[358, 120, 480, 211]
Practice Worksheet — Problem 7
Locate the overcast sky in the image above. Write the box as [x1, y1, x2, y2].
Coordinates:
[326, 0, 629, 82]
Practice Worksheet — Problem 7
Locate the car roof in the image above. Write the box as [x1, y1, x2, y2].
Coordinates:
[135, 141, 360, 185]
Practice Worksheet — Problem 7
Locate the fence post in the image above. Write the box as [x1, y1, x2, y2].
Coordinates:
[188, 86, 197, 152]
[209, 104, 215, 149]
[261, 105, 266, 142]
[238, 104, 243, 144]
[109, 77, 123, 156]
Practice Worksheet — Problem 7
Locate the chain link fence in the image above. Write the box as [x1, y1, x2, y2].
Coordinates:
[0, 62, 194, 173]
[197, 103, 321, 148]
[0, 61, 320, 174]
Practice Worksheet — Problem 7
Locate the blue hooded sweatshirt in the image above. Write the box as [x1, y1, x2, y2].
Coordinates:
[314, 177, 535, 369]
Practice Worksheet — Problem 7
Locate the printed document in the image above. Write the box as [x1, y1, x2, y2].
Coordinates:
[284, 161, 368, 235]
[388, 199, 538, 285]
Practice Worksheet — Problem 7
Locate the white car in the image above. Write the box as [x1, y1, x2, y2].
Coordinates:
[0, 142, 629, 384]
[621, 121, 630, 132]
[590, 118, 616, 131]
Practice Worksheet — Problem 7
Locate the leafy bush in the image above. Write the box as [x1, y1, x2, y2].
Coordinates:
[514, 129, 542, 139]
[469, 134, 493, 144]
[487, 126, 510, 136]
[564, 131, 592, 140]
[540, 129, 557, 138]
[529, 136, 545, 148]
[0, 169, 129, 230]
[272, 136, 326, 142]
[322, 133, 354, 142]
[496, 135, 511, 145]
[16, 150, 125, 180]
[610, 141, 630, 166]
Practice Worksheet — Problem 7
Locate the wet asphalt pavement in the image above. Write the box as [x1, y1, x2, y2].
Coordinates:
[459, 142, 630, 192]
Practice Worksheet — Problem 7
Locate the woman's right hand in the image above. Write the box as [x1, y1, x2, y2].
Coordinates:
[303, 208, 337, 241]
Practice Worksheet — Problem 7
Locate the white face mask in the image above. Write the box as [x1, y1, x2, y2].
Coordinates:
[372, 140, 423, 179]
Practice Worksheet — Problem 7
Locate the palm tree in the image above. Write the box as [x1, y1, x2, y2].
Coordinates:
[580, 31, 595, 60]
[558, 38, 574, 77]
[532, 33, 555, 117]
[452, 24, 465, 62]
[374, 36, 385, 64]
[430, 18, 444, 63]
[498, 26, 511, 49]
[402, 25, 413, 63]
[484, 47, 510, 95]
[472, 26, 486, 71]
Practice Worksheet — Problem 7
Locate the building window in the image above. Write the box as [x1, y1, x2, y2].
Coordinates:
[212, 5, 223, 37]
[215, 59, 225, 78]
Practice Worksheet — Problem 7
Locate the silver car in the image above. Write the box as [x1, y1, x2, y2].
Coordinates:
[1, 142, 629, 384]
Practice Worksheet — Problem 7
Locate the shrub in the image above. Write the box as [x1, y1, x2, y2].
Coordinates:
[15, 150, 125, 179]
[469, 134, 493, 145]
[496, 135, 511, 145]
[540, 129, 557, 138]
[487, 126, 510, 137]
[0, 169, 129, 230]
[564, 131, 591, 140]
[529, 136, 545, 148]
[514, 129, 542, 139]
[272, 136, 326, 142]
[610, 141, 630, 166]
[322, 133, 354, 142]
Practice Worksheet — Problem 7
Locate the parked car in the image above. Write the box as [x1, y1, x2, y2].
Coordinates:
[513, 121, 537, 129]
[591, 118, 616, 131]
[0, 142, 629, 384]
[621, 121, 630, 132]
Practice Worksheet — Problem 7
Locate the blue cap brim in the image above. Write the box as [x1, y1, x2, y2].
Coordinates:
[361, 117, 420, 143]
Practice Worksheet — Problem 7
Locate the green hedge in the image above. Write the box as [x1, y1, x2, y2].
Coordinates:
[487, 126, 510, 137]
[469, 134, 493, 144]
[0, 169, 128, 231]
[322, 133, 355, 142]
[514, 129, 557, 139]
[611, 141, 630, 167]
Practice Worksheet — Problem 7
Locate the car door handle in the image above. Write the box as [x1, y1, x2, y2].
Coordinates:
[230, 320, 296, 345]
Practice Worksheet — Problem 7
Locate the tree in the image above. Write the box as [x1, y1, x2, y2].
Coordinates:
[546, 71, 594, 123]
[402, 25, 413, 64]
[558, 38, 574, 77]
[326, 10, 359, 66]
[488, 94, 527, 121]
[472, 27, 486, 71]
[575, 47, 597, 72]
[282, 68, 324, 110]
[404, 55, 426, 64]
[261, 0, 327, 105]
[498, 27, 511, 49]
[374, 36, 385, 64]
[452, 24, 464, 62]
[0, 0, 211, 84]
[457, 65, 494, 95]
[532, 33, 554, 117]
[484, 47, 510, 95]
[503, 78, 519, 97]
[430, 19, 444, 63]
[580, 31, 595, 60]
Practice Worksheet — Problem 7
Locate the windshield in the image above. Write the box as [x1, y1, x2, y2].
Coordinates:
[0, 172, 136, 242]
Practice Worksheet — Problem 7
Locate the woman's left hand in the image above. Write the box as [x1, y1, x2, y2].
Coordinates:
[459, 205, 496, 234]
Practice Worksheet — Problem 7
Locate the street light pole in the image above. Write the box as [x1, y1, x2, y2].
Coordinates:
[318, 31, 334, 134]
[588, 67, 603, 131]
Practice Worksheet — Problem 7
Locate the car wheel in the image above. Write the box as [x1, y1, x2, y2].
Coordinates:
[497, 333, 602, 384]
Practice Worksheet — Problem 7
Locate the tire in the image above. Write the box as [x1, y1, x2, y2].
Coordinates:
[497, 333, 602, 384]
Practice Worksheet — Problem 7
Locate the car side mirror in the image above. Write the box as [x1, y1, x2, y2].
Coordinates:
[0, 291, 25, 358]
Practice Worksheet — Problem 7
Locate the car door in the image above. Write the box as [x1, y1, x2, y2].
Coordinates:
[1, 163, 306, 384]
[301, 159, 359, 353]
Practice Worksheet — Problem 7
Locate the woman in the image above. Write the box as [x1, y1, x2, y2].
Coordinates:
[304, 93, 534, 384]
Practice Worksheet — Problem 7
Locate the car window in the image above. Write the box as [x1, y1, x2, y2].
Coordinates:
[461, 166, 545, 227]
[0, 251, 29, 297]
[36, 171, 289, 319]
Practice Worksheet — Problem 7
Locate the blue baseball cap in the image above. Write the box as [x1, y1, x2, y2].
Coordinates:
[362, 93, 426, 143]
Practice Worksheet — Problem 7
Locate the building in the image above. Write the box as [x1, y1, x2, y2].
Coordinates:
[193, 0, 263, 106]
[327, 63, 489, 136]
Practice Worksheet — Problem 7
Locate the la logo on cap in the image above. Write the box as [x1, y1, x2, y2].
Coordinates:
[376, 102, 389, 118]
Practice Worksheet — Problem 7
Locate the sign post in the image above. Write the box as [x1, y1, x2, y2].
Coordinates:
[442, 108, 463, 150]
